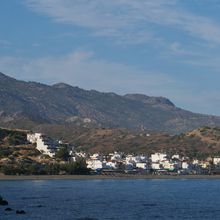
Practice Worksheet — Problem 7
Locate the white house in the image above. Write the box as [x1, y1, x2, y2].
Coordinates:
[182, 161, 189, 169]
[172, 154, 180, 160]
[90, 153, 102, 160]
[136, 162, 147, 169]
[27, 133, 59, 157]
[151, 153, 167, 163]
[36, 135, 59, 157]
[125, 155, 134, 163]
[125, 155, 148, 164]
[213, 157, 220, 165]
[27, 133, 42, 144]
[192, 159, 199, 165]
[151, 163, 161, 170]
[87, 159, 104, 170]
[162, 160, 175, 171]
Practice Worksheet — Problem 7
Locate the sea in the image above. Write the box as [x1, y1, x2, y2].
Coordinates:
[1, 179, 220, 220]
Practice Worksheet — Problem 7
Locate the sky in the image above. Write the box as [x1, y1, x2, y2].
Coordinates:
[0, 0, 220, 115]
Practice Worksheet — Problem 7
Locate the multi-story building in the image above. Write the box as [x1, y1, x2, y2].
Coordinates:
[27, 133, 59, 157]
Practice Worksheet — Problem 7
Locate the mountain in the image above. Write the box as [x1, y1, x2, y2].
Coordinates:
[0, 72, 220, 134]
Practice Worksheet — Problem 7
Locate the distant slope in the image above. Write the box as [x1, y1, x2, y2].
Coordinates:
[0, 127, 27, 146]
[1, 126, 220, 160]
[38, 126, 220, 159]
[0, 72, 220, 134]
[75, 127, 220, 159]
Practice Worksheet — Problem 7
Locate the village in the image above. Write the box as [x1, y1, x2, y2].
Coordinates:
[25, 132, 220, 176]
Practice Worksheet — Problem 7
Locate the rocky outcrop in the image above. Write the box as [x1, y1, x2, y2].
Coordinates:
[0, 196, 8, 206]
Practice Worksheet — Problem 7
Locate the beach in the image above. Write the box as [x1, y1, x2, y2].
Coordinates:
[1, 174, 220, 180]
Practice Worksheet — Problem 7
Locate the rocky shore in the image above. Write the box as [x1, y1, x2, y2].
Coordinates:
[0, 195, 26, 215]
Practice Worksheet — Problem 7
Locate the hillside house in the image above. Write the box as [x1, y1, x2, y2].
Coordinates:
[27, 133, 59, 157]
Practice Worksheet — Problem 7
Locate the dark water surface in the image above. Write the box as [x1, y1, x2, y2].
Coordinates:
[1, 179, 220, 219]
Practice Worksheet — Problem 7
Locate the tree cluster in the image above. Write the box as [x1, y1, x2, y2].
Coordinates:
[0, 159, 90, 175]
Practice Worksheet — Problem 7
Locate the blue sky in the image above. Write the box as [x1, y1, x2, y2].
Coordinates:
[0, 0, 220, 115]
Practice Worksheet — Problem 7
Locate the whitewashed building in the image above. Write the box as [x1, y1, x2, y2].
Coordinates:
[192, 159, 199, 165]
[136, 162, 147, 169]
[87, 159, 104, 170]
[151, 163, 161, 170]
[36, 135, 59, 157]
[172, 155, 180, 160]
[151, 153, 167, 163]
[126, 155, 148, 164]
[90, 153, 102, 160]
[162, 161, 175, 171]
[27, 133, 59, 157]
[182, 161, 189, 169]
[213, 157, 220, 165]
[27, 133, 42, 144]
[125, 155, 134, 164]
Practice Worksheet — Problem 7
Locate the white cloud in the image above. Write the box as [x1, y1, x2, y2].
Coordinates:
[0, 51, 174, 95]
[24, 0, 220, 45]
[167, 41, 204, 57]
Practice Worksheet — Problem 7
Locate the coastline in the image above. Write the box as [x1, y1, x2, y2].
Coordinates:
[1, 174, 220, 180]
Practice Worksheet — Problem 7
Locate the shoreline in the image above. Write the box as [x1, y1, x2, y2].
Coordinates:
[1, 174, 220, 180]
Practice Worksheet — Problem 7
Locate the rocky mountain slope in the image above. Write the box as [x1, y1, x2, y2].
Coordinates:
[61, 127, 220, 159]
[0, 72, 220, 134]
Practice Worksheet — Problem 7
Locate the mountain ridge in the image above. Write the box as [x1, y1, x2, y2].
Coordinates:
[0, 72, 220, 134]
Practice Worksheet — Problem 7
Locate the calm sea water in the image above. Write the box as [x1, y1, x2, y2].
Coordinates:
[1, 179, 220, 219]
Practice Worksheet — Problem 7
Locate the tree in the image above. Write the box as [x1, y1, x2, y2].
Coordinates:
[55, 146, 70, 161]
[8, 133, 26, 145]
[71, 158, 90, 175]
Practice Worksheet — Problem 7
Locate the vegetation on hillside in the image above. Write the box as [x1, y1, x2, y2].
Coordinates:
[0, 128, 27, 146]
[60, 127, 220, 160]
[0, 128, 90, 175]
[55, 146, 70, 161]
